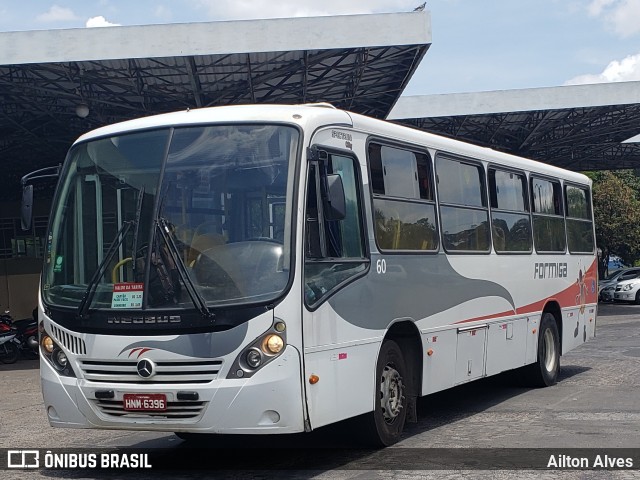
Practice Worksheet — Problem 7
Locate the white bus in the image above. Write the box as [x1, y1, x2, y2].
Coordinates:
[30, 103, 597, 446]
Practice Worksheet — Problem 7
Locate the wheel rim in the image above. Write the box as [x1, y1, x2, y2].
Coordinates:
[542, 328, 557, 372]
[380, 364, 404, 424]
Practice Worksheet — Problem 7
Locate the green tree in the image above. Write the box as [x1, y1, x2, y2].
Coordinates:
[591, 171, 640, 277]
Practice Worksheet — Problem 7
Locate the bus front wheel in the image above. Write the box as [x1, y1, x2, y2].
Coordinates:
[522, 312, 560, 387]
[360, 339, 407, 447]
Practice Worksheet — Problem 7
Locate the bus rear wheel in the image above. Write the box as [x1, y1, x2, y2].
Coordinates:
[360, 340, 407, 447]
[522, 312, 560, 387]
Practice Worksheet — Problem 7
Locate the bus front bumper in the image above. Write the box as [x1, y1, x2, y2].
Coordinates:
[41, 346, 306, 435]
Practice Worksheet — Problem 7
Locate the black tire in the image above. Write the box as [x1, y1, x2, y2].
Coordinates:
[359, 340, 407, 447]
[0, 342, 19, 364]
[635, 290, 640, 305]
[522, 312, 560, 387]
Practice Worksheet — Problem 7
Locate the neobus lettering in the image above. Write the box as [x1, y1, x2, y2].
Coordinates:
[331, 130, 352, 141]
[534, 262, 568, 279]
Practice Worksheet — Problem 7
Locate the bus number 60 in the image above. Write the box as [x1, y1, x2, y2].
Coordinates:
[376, 259, 386, 274]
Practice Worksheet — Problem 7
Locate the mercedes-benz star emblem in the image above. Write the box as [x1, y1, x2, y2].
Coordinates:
[136, 358, 156, 379]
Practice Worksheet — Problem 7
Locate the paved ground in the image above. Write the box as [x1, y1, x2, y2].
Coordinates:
[1, 303, 639, 479]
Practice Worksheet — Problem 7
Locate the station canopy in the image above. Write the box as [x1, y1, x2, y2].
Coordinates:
[0, 12, 431, 200]
[3, 10, 640, 203]
[388, 81, 640, 171]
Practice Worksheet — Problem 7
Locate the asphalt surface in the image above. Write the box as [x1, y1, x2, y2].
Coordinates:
[1, 302, 639, 479]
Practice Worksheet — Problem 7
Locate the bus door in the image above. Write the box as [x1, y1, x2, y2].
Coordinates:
[301, 146, 370, 428]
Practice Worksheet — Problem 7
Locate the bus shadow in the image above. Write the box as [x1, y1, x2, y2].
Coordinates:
[407, 365, 590, 435]
[65, 366, 591, 478]
[557, 364, 590, 381]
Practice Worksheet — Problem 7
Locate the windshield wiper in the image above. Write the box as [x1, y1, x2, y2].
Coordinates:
[77, 221, 133, 319]
[130, 186, 145, 278]
[156, 217, 214, 321]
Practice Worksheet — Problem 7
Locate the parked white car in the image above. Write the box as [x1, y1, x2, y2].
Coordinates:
[613, 278, 640, 304]
[599, 268, 640, 302]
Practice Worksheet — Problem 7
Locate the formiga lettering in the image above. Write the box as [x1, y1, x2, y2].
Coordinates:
[534, 262, 568, 279]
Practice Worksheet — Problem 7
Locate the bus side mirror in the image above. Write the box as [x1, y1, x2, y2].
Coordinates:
[21, 184, 34, 231]
[20, 164, 61, 231]
[323, 174, 346, 221]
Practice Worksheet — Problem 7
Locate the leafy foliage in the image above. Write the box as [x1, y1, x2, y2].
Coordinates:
[589, 171, 640, 276]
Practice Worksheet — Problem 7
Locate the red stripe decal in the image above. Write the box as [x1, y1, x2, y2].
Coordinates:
[454, 258, 598, 324]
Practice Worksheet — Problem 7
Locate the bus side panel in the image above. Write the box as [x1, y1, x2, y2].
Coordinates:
[561, 305, 597, 355]
[454, 326, 487, 384]
[303, 295, 383, 430]
[421, 328, 456, 396]
[585, 305, 597, 340]
[304, 340, 380, 430]
[525, 315, 540, 365]
[485, 317, 528, 376]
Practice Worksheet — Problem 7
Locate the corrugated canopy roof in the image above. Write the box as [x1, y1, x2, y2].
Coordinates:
[388, 82, 640, 171]
[0, 12, 431, 200]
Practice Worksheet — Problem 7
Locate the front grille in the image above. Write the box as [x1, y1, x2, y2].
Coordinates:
[94, 399, 206, 419]
[79, 359, 223, 384]
[50, 324, 87, 355]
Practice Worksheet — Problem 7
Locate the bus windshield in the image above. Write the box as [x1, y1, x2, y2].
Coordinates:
[43, 124, 299, 314]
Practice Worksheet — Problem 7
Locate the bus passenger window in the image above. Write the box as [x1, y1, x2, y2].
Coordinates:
[367, 142, 438, 252]
[531, 177, 566, 253]
[565, 185, 594, 254]
[436, 155, 489, 253]
[489, 168, 532, 253]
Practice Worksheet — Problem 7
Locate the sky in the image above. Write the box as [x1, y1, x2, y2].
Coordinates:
[0, 0, 639, 95]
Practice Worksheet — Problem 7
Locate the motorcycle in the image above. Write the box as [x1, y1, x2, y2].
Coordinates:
[0, 321, 20, 364]
[0, 308, 39, 360]
[13, 317, 39, 358]
[0, 308, 13, 327]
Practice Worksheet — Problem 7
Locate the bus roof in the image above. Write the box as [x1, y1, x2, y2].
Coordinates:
[75, 103, 590, 186]
[74, 103, 353, 144]
[349, 111, 591, 185]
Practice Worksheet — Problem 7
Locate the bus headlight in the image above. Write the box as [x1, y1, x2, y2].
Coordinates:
[40, 325, 76, 378]
[41, 335, 54, 354]
[263, 335, 284, 354]
[245, 348, 263, 369]
[227, 320, 288, 379]
[52, 349, 69, 370]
